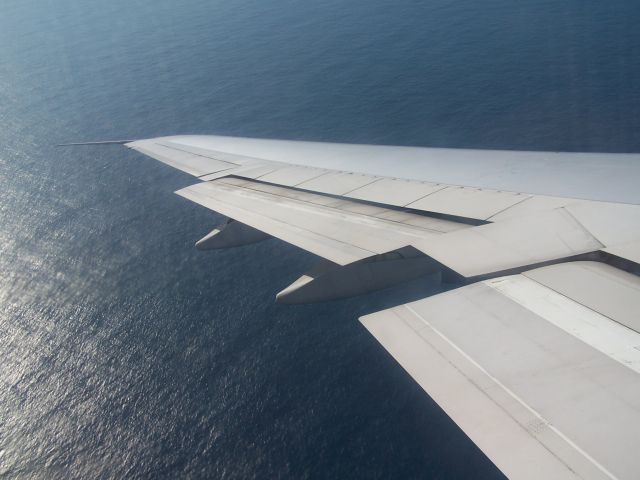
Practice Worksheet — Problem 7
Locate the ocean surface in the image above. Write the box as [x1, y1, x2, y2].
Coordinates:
[1, 1, 639, 478]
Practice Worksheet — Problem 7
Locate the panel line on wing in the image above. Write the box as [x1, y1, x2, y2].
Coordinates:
[560, 206, 609, 247]
[339, 177, 383, 196]
[291, 170, 333, 187]
[157, 141, 265, 166]
[155, 142, 239, 166]
[485, 195, 536, 221]
[400, 184, 448, 207]
[196, 166, 237, 178]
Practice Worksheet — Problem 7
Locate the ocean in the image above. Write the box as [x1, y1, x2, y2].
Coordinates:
[1, 0, 639, 478]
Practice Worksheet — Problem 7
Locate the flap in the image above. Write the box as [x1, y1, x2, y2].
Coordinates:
[361, 261, 640, 480]
[175, 178, 464, 265]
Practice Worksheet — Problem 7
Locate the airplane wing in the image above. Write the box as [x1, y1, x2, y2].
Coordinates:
[119, 135, 640, 479]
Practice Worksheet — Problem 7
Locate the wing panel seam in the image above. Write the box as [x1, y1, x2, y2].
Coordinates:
[155, 142, 240, 166]
[292, 170, 332, 187]
[341, 177, 383, 196]
[561, 207, 607, 248]
[485, 194, 534, 221]
[401, 184, 448, 207]
[197, 166, 237, 178]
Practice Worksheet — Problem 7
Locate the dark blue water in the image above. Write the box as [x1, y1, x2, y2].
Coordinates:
[1, 1, 639, 478]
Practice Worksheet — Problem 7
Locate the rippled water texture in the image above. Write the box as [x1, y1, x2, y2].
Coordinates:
[1, 0, 639, 478]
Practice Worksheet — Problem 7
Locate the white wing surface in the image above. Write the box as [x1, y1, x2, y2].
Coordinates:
[116, 135, 640, 478]
[362, 262, 640, 480]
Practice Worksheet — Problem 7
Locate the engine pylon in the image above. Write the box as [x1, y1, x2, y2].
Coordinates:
[196, 218, 270, 250]
[276, 247, 441, 304]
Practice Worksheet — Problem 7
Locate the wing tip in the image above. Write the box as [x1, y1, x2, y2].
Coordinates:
[56, 140, 136, 147]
